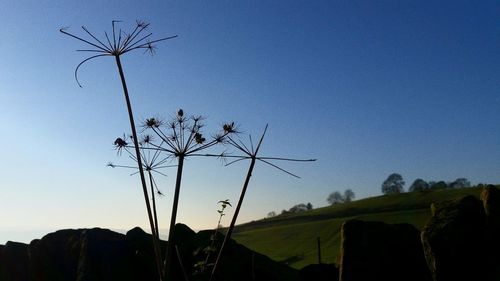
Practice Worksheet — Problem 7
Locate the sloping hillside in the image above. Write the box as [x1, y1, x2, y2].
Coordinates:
[232, 187, 484, 269]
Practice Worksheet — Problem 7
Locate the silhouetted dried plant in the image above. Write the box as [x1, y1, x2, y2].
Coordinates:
[108, 134, 175, 239]
[209, 125, 316, 280]
[193, 199, 232, 277]
[61, 20, 177, 280]
[140, 109, 237, 280]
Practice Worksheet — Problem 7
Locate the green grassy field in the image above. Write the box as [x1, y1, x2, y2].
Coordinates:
[232, 187, 484, 269]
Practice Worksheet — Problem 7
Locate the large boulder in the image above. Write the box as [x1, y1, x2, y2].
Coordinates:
[481, 184, 500, 232]
[339, 219, 431, 281]
[0, 241, 30, 281]
[28, 230, 82, 281]
[74, 228, 138, 281]
[421, 195, 487, 281]
[0, 224, 298, 281]
[125, 227, 164, 281]
[481, 185, 500, 281]
[194, 228, 299, 281]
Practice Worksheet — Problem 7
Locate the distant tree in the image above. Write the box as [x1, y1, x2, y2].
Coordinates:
[409, 178, 430, 192]
[327, 191, 344, 205]
[382, 173, 405, 194]
[430, 181, 448, 190]
[281, 209, 289, 215]
[306, 202, 313, 210]
[267, 211, 276, 218]
[289, 203, 308, 213]
[449, 178, 471, 188]
[343, 189, 355, 203]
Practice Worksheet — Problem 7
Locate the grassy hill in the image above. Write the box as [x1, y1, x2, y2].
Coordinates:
[232, 187, 485, 269]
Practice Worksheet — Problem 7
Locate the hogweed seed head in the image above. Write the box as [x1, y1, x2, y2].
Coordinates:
[142, 134, 154, 144]
[223, 122, 237, 134]
[144, 117, 162, 128]
[60, 20, 177, 87]
[114, 137, 128, 147]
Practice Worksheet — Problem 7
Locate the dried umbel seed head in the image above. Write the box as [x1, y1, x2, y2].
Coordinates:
[142, 135, 153, 144]
[136, 20, 148, 28]
[145, 118, 161, 128]
[195, 133, 206, 144]
[60, 21, 177, 87]
[223, 122, 236, 133]
[177, 109, 184, 118]
[213, 134, 225, 143]
[114, 137, 128, 147]
[192, 115, 203, 122]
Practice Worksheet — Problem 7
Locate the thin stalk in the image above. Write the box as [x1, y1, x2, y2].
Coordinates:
[115, 55, 163, 280]
[175, 245, 191, 281]
[148, 170, 160, 240]
[210, 157, 257, 281]
[164, 154, 185, 280]
[204, 203, 228, 268]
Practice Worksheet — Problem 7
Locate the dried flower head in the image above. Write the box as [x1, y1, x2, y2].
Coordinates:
[60, 20, 177, 87]
[223, 122, 238, 134]
[144, 117, 162, 128]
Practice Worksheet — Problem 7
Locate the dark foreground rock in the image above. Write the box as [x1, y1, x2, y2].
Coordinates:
[339, 219, 431, 281]
[299, 263, 338, 281]
[421, 195, 487, 281]
[421, 186, 500, 281]
[0, 241, 30, 281]
[481, 185, 500, 280]
[0, 224, 298, 281]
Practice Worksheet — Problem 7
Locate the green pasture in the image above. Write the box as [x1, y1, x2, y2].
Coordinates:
[232, 187, 483, 269]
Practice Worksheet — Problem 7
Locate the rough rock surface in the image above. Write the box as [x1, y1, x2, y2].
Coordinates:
[421, 195, 487, 281]
[481, 185, 500, 281]
[339, 219, 431, 281]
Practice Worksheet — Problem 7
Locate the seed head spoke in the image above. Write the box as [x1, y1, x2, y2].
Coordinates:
[129, 35, 179, 51]
[258, 158, 300, 178]
[74, 54, 110, 87]
[125, 32, 153, 48]
[104, 31, 114, 51]
[224, 157, 249, 167]
[258, 156, 317, 162]
[254, 124, 268, 154]
[60, 28, 110, 53]
[112, 20, 121, 50]
[81, 26, 112, 52]
[76, 49, 109, 53]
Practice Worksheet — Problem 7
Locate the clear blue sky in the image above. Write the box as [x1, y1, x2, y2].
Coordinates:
[1, 0, 499, 243]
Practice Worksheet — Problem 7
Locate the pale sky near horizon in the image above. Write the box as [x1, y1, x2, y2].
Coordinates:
[1, 0, 499, 244]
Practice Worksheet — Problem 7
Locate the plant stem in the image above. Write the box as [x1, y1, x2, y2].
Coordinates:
[164, 154, 185, 280]
[114, 55, 163, 280]
[210, 157, 256, 280]
[148, 170, 160, 240]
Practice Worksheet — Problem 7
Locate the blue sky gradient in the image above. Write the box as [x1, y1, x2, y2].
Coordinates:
[0, 0, 499, 243]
